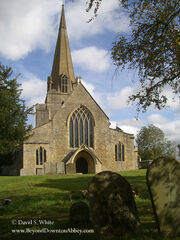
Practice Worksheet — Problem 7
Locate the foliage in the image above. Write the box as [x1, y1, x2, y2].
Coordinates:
[0, 63, 32, 165]
[86, 0, 180, 112]
[136, 124, 176, 160]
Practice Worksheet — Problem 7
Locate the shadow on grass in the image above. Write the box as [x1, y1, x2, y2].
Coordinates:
[34, 175, 94, 191]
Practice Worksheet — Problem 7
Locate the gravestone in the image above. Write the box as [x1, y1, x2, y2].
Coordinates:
[69, 201, 90, 226]
[88, 171, 140, 239]
[147, 157, 180, 237]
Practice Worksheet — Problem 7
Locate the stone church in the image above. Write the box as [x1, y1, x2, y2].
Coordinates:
[18, 5, 138, 175]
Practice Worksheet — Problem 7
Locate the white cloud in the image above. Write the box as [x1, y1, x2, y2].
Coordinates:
[147, 114, 168, 124]
[0, 0, 60, 59]
[0, 0, 129, 60]
[115, 115, 180, 143]
[117, 118, 144, 136]
[20, 71, 46, 107]
[72, 47, 110, 72]
[162, 86, 180, 110]
[66, 0, 129, 40]
[154, 121, 180, 143]
[107, 86, 133, 109]
[109, 121, 117, 129]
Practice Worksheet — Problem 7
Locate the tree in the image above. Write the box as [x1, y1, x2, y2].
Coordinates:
[0, 63, 32, 166]
[86, 0, 180, 112]
[136, 124, 176, 160]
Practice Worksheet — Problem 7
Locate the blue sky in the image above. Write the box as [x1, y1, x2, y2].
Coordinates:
[0, 0, 179, 144]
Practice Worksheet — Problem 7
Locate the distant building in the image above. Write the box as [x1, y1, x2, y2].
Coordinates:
[3, 5, 138, 175]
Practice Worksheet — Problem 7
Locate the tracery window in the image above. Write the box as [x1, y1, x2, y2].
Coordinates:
[115, 142, 125, 161]
[69, 106, 94, 148]
[36, 147, 46, 165]
[60, 74, 68, 93]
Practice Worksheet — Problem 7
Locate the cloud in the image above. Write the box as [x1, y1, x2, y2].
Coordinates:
[147, 114, 168, 124]
[0, 0, 60, 59]
[149, 121, 180, 143]
[117, 118, 144, 136]
[66, 0, 129, 40]
[147, 113, 180, 142]
[107, 86, 133, 109]
[72, 47, 110, 72]
[0, 0, 129, 60]
[162, 86, 180, 110]
[109, 121, 117, 129]
[19, 71, 46, 107]
[115, 115, 180, 143]
[109, 120, 139, 135]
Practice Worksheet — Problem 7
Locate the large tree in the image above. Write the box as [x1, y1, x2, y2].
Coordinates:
[86, 0, 180, 112]
[136, 124, 176, 160]
[0, 63, 32, 165]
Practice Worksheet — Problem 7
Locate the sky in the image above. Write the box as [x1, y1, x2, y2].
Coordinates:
[0, 0, 179, 146]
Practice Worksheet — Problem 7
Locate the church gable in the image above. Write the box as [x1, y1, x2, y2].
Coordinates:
[53, 82, 109, 125]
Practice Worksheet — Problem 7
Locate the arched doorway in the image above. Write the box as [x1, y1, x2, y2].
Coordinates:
[76, 157, 88, 174]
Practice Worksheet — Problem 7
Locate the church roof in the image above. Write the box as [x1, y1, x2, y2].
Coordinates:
[51, 4, 75, 88]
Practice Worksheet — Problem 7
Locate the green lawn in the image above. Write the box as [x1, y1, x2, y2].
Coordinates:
[0, 170, 179, 240]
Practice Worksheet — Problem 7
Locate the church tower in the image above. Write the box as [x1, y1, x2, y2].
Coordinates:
[36, 5, 78, 127]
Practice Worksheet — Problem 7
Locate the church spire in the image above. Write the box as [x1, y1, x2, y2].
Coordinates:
[50, 4, 75, 92]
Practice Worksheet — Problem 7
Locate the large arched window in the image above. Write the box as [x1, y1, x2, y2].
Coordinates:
[69, 106, 94, 148]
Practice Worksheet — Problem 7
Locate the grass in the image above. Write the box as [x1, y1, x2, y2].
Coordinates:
[0, 169, 179, 240]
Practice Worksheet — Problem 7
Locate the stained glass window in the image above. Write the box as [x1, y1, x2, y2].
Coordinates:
[69, 106, 94, 148]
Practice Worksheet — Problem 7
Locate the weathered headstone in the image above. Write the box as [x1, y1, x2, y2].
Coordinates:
[147, 157, 180, 237]
[88, 171, 140, 239]
[69, 201, 90, 225]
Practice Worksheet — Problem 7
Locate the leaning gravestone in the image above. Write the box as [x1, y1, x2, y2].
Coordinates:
[69, 201, 90, 226]
[147, 157, 180, 237]
[88, 171, 140, 240]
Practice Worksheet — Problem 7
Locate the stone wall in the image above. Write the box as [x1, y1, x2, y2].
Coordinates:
[20, 82, 138, 176]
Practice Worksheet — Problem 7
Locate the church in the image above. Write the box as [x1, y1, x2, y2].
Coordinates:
[19, 5, 138, 175]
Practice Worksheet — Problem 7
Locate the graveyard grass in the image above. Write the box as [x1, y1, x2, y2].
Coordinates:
[0, 170, 179, 240]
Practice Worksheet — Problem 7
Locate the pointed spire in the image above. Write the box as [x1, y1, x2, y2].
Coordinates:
[50, 4, 75, 91]
[60, 4, 66, 29]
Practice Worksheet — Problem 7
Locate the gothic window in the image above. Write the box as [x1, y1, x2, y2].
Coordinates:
[69, 118, 73, 147]
[115, 142, 125, 161]
[69, 106, 94, 148]
[115, 144, 117, 161]
[36, 150, 39, 165]
[40, 147, 43, 165]
[60, 74, 68, 93]
[36, 147, 47, 165]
